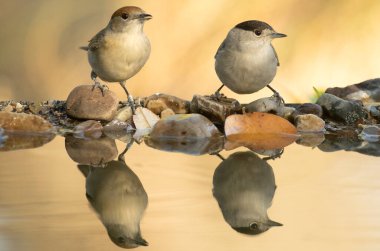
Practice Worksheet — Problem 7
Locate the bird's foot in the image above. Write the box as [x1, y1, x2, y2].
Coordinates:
[127, 95, 136, 114]
[211, 91, 227, 101]
[91, 81, 109, 97]
[271, 91, 285, 105]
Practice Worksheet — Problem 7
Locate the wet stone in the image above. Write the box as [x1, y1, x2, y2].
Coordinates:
[316, 93, 368, 125]
[244, 96, 285, 116]
[147, 114, 223, 155]
[73, 120, 103, 139]
[325, 78, 380, 103]
[0, 132, 55, 151]
[359, 125, 380, 142]
[65, 135, 118, 165]
[295, 114, 325, 132]
[66, 85, 119, 121]
[0, 111, 53, 133]
[296, 133, 325, 147]
[103, 120, 134, 141]
[144, 93, 190, 115]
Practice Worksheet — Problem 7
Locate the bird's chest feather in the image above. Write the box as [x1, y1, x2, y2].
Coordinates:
[103, 32, 150, 63]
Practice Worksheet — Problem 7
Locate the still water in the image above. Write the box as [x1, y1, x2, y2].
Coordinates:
[0, 135, 380, 251]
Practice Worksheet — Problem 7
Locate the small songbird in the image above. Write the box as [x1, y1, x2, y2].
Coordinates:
[81, 6, 152, 111]
[214, 20, 286, 99]
[213, 151, 282, 235]
[78, 160, 149, 249]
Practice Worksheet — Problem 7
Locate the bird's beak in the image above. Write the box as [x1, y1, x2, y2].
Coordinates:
[138, 13, 152, 20]
[267, 219, 283, 227]
[271, 32, 287, 39]
[134, 237, 149, 246]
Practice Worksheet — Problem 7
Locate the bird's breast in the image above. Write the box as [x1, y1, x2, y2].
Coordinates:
[89, 31, 151, 82]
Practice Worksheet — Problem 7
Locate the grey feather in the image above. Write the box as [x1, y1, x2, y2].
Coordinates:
[271, 44, 280, 66]
[87, 28, 106, 52]
[214, 40, 226, 59]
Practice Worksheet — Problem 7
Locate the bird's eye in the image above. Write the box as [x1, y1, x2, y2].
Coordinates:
[117, 237, 125, 243]
[121, 13, 129, 20]
[254, 29, 262, 36]
[249, 223, 258, 230]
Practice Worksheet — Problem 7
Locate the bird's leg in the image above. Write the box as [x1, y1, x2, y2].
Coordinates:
[119, 81, 136, 114]
[267, 84, 285, 104]
[212, 84, 226, 101]
[118, 140, 134, 162]
[91, 71, 109, 97]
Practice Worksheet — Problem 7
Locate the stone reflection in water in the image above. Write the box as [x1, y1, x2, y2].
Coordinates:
[213, 151, 282, 235]
[65, 135, 118, 165]
[78, 156, 149, 249]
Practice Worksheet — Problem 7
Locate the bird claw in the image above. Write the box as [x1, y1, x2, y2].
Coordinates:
[271, 91, 285, 105]
[91, 81, 109, 97]
[211, 91, 226, 101]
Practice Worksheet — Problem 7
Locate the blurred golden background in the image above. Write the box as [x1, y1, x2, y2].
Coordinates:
[0, 0, 379, 103]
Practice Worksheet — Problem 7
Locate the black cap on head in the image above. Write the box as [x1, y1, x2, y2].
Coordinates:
[235, 20, 274, 32]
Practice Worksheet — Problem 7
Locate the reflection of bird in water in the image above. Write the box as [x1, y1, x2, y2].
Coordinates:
[79, 160, 148, 248]
[213, 151, 282, 235]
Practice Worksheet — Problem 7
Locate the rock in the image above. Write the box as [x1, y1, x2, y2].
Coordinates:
[144, 93, 190, 114]
[0, 111, 53, 133]
[103, 119, 134, 142]
[73, 120, 103, 139]
[244, 96, 285, 116]
[133, 107, 160, 140]
[15, 103, 23, 113]
[114, 106, 133, 122]
[65, 135, 118, 165]
[146, 114, 223, 155]
[291, 103, 323, 117]
[0, 132, 55, 151]
[190, 95, 241, 125]
[160, 108, 175, 119]
[28, 103, 43, 115]
[318, 129, 361, 152]
[359, 124, 380, 142]
[295, 114, 325, 132]
[366, 104, 380, 121]
[3, 104, 13, 112]
[0, 128, 7, 147]
[282, 106, 296, 120]
[296, 133, 325, 147]
[325, 78, 380, 103]
[316, 93, 368, 125]
[66, 85, 119, 121]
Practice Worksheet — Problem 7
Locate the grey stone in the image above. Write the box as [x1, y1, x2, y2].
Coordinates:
[316, 93, 368, 125]
[325, 78, 380, 103]
[66, 85, 119, 121]
[190, 95, 241, 124]
[245, 96, 285, 116]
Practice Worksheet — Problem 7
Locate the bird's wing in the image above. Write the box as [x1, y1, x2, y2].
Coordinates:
[86, 28, 107, 52]
[271, 44, 280, 66]
[214, 40, 226, 59]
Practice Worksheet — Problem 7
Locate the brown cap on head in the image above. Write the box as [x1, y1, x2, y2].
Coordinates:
[235, 20, 274, 32]
[111, 6, 146, 19]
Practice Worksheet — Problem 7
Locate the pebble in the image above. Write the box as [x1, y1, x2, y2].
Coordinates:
[66, 85, 119, 121]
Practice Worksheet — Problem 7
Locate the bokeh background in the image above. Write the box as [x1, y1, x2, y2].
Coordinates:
[0, 0, 380, 103]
